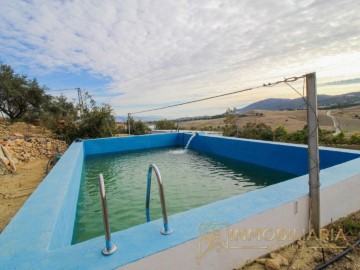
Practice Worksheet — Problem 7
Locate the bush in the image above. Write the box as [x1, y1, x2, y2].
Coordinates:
[274, 126, 288, 142]
[223, 124, 237, 137]
[286, 127, 307, 144]
[54, 121, 81, 144]
[223, 118, 359, 147]
[155, 119, 176, 130]
[78, 103, 116, 139]
[53, 101, 116, 143]
[349, 133, 360, 145]
[128, 117, 151, 135]
[239, 122, 273, 141]
[331, 131, 347, 144]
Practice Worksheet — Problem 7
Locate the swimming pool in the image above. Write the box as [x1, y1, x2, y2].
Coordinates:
[73, 147, 296, 244]
[0, 132, 359, 270]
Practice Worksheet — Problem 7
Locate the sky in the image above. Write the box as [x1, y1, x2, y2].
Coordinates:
[1, 0, 360, 120]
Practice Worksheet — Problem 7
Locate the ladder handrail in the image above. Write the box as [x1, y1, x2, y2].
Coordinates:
[98, 173, 117, 255]
[146, 164, 174, 235]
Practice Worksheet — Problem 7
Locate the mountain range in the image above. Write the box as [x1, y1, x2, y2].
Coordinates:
[116, 91, 360, 122]
[236, 91, 360, 114]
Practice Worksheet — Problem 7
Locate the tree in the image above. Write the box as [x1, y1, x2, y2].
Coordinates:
[45, 95, 77, 120]
[0, 63, 48, 120]
[30, 95, 77, 128]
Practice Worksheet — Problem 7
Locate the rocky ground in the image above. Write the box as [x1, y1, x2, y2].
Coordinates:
[0, 122, 67, 173]
[0, 121, 68, 231]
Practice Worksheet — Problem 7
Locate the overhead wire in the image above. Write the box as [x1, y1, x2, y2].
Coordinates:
[130, 75, 305, 115]
[48, 88, 77, 92]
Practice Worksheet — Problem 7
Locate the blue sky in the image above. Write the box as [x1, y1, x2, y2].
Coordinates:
[1, 0, 360, 119]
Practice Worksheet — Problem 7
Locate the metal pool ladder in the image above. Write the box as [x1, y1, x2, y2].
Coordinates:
[98, 173, 117, 255]
[146, 164, 174, 235]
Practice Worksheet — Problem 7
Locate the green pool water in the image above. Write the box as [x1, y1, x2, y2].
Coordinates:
[72, 147, 296, 244]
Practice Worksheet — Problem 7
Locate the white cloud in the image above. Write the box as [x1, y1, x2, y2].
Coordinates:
[1, 0, 360, 117]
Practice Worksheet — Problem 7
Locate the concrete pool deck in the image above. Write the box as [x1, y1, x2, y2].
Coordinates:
[0, 133, 359, 269]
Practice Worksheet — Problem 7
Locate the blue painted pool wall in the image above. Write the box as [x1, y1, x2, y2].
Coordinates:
[317, 147, 360, 170]
[186, 134, 360, 175]
[84, 133, 183, 156]
[49, 142, 84, 249]
[48, 141, 85, 249]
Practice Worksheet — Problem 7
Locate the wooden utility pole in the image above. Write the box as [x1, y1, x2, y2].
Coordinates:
[306, 72, 320, 236]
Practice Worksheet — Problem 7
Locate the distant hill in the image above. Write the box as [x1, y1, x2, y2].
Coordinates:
[236, 91, 360, 114]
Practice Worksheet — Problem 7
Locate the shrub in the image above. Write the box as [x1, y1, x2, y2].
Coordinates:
[349, 133, 360, 145]
[155, 119, 176, 130]
[128, 117, 151, 135]
[274, 126, 288, 142]
[238, 122, 273, 141]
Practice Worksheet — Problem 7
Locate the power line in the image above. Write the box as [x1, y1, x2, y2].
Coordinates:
[130, 75, 305, 115]
[49, 88, 77, 92]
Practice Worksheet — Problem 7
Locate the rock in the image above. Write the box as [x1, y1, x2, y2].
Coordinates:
[270, 253, 289, 266]
[297, 240, 305, 246]
[5, 137, 67, 164]
[265, 259, 281, 270]
[255, 258, 267, 264]
[13, 133, 24, 137]
[1, 157, 10, 165]
[314, 254, 323, 263]
[1, 145, 16, 172]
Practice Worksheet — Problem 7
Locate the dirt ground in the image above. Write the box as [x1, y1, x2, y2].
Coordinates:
[0, 159, 47, 232]
[0, 121, 56, 232]
[236, 211, 360, 270]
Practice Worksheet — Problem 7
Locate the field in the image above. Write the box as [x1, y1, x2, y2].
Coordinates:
[330, 106, 360, 135]
[178, 106, 360, 135]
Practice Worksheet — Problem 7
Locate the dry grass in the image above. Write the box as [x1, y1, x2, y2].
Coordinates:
[178, 107, 360, 135]
[178, 110, 335, 133]
[331, 105, 360, 135]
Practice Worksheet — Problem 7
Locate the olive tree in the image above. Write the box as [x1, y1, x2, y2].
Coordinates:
[0, 63, 48, 120]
